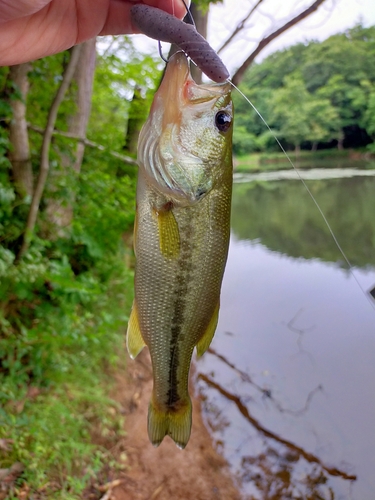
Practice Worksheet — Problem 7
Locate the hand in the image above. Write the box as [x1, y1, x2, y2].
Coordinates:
[0, 0, 187, 66]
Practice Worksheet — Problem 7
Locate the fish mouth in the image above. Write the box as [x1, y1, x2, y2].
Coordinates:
[152, 51, 191, 129]
[154, 51, 231, 129]
[138, 51, 232, 204]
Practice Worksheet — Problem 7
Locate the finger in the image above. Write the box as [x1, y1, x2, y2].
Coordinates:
[99, 0, 186, 36]
[0, 0, 51, 23]
[153, 0, 187, 18]
[146, 0, 187, 17]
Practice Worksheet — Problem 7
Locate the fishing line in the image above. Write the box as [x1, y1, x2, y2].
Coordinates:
[181, 0, 196, 27]
[228, 79, 375, 311]
[166, 0, 375, 309]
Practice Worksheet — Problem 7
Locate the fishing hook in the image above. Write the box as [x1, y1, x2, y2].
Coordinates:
[158, 40, 169, 63]
[181, 0, 196, 28]
[131, 4, 230, 82]
[158, 0, 195, 64]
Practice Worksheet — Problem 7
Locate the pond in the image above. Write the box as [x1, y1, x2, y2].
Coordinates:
[197, 170, 375, 499]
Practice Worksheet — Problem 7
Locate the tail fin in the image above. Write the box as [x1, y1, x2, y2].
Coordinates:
[148, 398, 192, 449]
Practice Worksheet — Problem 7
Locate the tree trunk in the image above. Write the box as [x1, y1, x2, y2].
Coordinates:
[337, 133, 344, 150]
[68, 38, 97, 174]
[189, 2, 208, 84]
[46, 39, 96, 231]
[17, 45, 83, 261]
[123, 86, 145, 156]
[311, 141, 318, 151]
[8, 63, 33, 197]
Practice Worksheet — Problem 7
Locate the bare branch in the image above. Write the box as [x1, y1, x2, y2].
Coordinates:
[28, 124, 138, 166]
[217, 0, 265, 55]
[101, 35, 120, 58]
[16, 45, 82, 262]
[231, 0, 328, 86]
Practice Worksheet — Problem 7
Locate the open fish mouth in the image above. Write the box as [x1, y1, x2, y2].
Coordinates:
[137, 51, 232, 205]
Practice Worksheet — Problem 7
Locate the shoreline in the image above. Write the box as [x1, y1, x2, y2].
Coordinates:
[234, 167, 375, 183]
[87, 350, 241, 500]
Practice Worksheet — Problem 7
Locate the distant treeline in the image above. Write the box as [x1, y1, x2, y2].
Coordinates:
[233, 24, 375, 155]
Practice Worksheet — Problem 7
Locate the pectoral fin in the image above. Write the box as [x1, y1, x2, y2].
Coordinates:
[126, 301, 146, 359]
[155, 207, 180, 259]
[196, 302, 220, 358]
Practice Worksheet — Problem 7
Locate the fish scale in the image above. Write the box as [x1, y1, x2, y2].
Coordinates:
[126, 51, 233, 448]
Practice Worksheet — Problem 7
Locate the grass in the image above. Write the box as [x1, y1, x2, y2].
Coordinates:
[0, 263, 134, 499]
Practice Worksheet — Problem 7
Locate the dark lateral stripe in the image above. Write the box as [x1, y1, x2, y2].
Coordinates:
[166, 219, 194, 409]
[167, 325, 182, 407]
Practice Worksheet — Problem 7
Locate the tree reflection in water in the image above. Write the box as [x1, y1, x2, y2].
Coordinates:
[198, 348, 356, 499]
[241, 447, 334, 500]
[231, 176, 375, 268]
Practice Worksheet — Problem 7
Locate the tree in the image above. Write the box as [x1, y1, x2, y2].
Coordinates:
[8, 64, 33, 198]
[231, 24, 375, 152]
[305, 98, 340, 150]
[270, 75, 311, 153]
[17, 45, 83, 260]
[363, 90, 375, 151]
[270, 74, 340, 152]
[45, 39, 97, 232]
[0, 38, 158, 493]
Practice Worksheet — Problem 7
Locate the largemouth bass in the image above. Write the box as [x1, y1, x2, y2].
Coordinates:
[126, 51, 233, 449]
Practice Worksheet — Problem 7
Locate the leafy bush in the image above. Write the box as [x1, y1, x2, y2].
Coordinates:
[0, 157, 135, 494]
[0, 45, 145, 495]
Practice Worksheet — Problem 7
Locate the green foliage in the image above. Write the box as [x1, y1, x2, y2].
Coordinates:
[89, 37, 162, 152]
[192, 0, 224, 14]
[233, 126, 260, 155]
[0, 239, 133, 496]
[0, 68, 12, 174]
[0, 167, 134, 493]
[1, 358, 126, 496]
[270, 74, 340, 149]
[363, 90, 375, 138]
[234, 24, 375, 153]
[0, 38, 160, 496]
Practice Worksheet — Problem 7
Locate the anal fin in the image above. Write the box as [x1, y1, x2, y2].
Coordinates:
[196, 302, 220, 358]
[126, 301, 146, 359]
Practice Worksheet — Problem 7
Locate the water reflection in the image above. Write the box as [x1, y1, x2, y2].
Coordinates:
[197, 175, 375, 500]
[231, 176, 375, 267]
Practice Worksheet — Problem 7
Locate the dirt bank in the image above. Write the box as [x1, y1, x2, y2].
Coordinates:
[88, 350, 241, 500]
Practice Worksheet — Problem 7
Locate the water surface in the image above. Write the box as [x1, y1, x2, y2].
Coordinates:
[197, 173, 375, 499]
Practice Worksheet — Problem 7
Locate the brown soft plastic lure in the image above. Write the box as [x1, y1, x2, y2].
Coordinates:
[130, 4, 230, 83]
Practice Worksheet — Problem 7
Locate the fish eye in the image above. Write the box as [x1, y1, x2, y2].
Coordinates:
[215, 111, 232, 133]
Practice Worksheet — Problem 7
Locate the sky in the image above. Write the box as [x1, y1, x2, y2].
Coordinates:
[131, 0, 375, 76]
[208, 0, 375, 74]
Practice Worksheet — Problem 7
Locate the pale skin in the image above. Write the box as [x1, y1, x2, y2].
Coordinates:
[0, 0, 186, 66]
